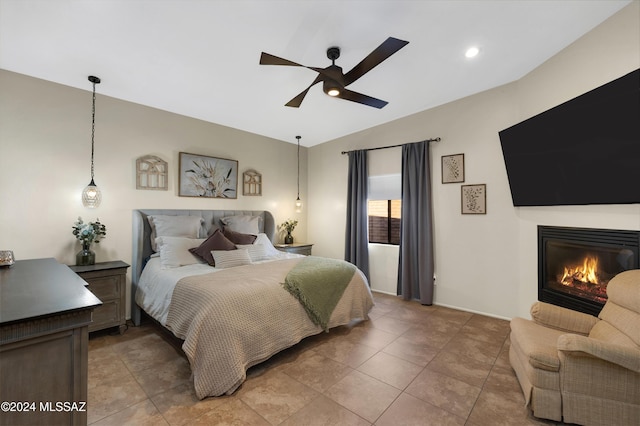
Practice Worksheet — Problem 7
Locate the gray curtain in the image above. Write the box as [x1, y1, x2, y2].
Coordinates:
[397, 141, 434, 304]
[345, 150, 370, 280]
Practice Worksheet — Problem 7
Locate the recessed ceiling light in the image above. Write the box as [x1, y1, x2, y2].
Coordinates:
[465, 46, 480, 58]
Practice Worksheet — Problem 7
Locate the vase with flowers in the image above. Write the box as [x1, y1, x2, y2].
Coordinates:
[72, 217, 107, 266]
[280, 219, 298, 244]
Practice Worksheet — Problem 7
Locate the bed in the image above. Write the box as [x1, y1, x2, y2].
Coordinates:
[131, 209, 374, 399]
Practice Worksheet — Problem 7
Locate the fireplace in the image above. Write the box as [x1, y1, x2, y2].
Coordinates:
[538, 226, 639, 316]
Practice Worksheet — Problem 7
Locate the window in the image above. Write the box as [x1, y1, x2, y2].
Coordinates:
[368, 199, 401, 244]
[368, 174, 402, 245]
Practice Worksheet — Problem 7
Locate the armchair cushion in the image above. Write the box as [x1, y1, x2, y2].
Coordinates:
[530, 301, 597, 335]
[510, 317, 565, 371]
[589, 320, 638, 350]
[606, 269, 640, 314]
[596, 300, 640, 346]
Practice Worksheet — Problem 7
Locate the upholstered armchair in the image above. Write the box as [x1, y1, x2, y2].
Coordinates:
[509, 269, 640, 426]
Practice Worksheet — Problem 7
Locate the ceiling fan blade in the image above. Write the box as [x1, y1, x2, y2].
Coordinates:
[285, 75, 323, 108]
[261, 53, 331, 78]
[343, 37, 409, 86]
[336, 88, 388, 109]
[260, 52, 305, 67]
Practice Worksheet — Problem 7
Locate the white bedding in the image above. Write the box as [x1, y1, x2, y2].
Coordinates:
[166, 257, 373, 397]
[135, 243, 301, 325]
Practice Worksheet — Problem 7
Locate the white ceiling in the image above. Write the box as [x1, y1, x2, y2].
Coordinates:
[0, 0, 631, 147]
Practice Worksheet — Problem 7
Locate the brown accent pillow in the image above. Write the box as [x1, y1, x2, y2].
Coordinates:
[223, 228, 257, 245]
[189, 229, 236, 266]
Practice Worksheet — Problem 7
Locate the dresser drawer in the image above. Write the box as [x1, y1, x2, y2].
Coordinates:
[86, 276, 120, 300]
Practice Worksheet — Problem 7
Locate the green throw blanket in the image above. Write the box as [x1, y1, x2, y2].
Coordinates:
[283, 256, 356, 331]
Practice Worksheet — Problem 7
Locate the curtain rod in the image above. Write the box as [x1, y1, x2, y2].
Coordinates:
[340, 137, 441, 155]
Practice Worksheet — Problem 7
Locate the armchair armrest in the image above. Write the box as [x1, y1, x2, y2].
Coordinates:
[558, 334, 640, 373]
[530, 302, 597, 335]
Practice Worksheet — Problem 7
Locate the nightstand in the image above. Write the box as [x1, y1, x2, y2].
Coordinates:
[69, 260, 129, 334]
[275, 243, 313, 256]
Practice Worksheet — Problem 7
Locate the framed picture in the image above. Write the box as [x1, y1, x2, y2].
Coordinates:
[442, 153, 465, 183]
[179, 152, 238, 198]
[461, 184, 486, 214]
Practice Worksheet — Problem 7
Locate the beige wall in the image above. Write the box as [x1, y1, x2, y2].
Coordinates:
[0, 71, 308, 317]
[308, 1, 640, 319]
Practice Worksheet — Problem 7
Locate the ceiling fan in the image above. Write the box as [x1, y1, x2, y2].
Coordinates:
[259, 37, 409, 109]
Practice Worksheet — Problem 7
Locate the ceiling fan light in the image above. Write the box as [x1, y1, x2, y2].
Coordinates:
[465, 46, 480, 58]
[323, 79, 341, 97]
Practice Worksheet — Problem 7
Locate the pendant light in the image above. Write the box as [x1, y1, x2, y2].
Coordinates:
[82, 75, 102, 208]
[295, 135, 303, 213]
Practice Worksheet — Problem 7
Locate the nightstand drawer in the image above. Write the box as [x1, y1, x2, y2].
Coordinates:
[91, 300, 120, 331]
[86, 276, 120, 300]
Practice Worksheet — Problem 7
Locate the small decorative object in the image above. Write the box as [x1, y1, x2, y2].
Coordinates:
[461, 184, 486, 214]
[72, 217, 107, 266]
[82, 75, 103, 208]
[179, 152, 238, 198]
[136, 155, 168, 190]
[0, 250, 15, 267]
[242, 169, 262, 196]
[442, 153, 465, 184]
[280, 219, 298, 244]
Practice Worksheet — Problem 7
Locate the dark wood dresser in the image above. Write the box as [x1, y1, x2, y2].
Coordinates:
[68, 261, 129, 334]
[0, 258, 102, 426]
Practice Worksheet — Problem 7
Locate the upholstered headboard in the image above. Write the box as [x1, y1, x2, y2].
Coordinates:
[131, 209, 275, 325]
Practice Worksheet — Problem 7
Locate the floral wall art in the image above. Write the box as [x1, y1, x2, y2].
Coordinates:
[441, 153, 465, 183]
[179, 152, 238, 198]
[461, 184, 486, 214]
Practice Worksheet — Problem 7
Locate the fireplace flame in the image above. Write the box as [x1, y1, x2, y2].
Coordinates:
[561, 255, 600, 285]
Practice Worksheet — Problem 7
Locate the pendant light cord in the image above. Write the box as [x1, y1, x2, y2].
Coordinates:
[88, 75, 100, 182]
[90, 81, 96, 181]
[296, 136, 301, 199]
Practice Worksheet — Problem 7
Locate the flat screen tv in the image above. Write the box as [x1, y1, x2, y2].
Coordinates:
[499, 68, 639, 207]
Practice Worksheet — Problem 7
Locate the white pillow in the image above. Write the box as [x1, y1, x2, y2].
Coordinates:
[220, 215, 261, 234]
[254, 233, 280, 257]
[156, 236, 205, 268]
[148, 215, 204, 252]
[211, 248, 252, 269]
[235, 244, 268, 262]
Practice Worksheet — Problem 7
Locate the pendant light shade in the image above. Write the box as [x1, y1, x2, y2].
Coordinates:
[82, 75, 101, 208]
[295, 136, 302, 213]
[82, 179, 102, 208]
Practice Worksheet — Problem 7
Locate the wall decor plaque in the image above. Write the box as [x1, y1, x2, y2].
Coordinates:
[243, 169, 262, 196]
[136, 155, 168, 190]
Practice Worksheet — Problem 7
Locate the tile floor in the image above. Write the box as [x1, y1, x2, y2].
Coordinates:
[88, 292, 561, 425]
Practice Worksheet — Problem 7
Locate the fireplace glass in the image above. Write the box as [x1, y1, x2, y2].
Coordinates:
[539, 226, 639, 316]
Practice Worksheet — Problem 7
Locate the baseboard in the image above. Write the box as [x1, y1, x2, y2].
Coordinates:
[369, 290, 512, 321]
